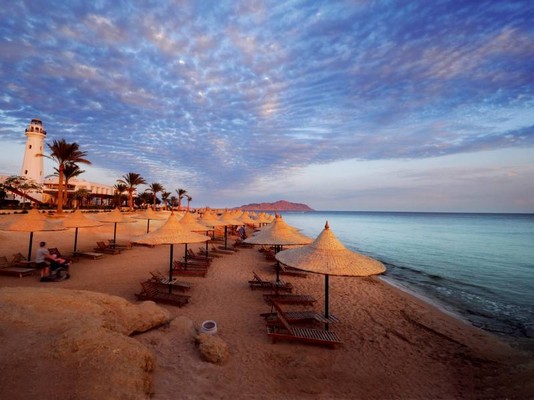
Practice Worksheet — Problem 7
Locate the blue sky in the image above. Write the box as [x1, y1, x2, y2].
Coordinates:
[1, 0, 533, 212]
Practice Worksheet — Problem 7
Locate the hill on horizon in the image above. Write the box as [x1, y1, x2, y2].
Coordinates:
[235, 200, 314, 212]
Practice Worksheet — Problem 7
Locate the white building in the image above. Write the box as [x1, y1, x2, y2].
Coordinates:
[1, 119, 115, 207]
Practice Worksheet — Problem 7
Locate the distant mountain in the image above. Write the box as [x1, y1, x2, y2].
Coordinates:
[236, 200, 314, 212]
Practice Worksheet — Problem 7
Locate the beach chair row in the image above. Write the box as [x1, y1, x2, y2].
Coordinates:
[248, 271, 342, 348]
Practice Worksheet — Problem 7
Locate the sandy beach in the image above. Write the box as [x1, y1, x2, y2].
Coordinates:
[0, 214, 533, 400]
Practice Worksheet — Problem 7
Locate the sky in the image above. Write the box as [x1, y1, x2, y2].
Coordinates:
[0, 0, 533, 212]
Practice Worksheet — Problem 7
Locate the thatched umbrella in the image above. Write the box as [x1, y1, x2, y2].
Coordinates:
[199, 210, 226, 240]
[179, 212, 212, 262]
[132, 208, 167, 233]
[218, 211, 242, 249]
[244, 214, 312, 281]
[62, 209, 103, 253]
[0, 209, 67, 261]
[133, 213, 210, 293]
[276, 221, 386, 330]
[95, 208, 136, 246]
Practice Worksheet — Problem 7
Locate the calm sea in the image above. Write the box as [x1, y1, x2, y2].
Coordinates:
[278, 211, 534, 339]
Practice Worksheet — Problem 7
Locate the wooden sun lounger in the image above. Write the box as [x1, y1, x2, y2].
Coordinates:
[276, 263, 308, 278]
[149, 271, 193, 292]
[263, 293, 317, 306]
[108, 240, 132, 249]
[0, 256, 35, 278]
[94, 241, 121, 255]
[135, 281, 190, 307]
[73, 251, 104, 260]
[48, 248, 75, 263]
[262, 311, 340, 326]
[266, 301, 342, 347]
[172, 262, 208, 277]
[186, 249, 213, 263]
[198, 247, 222, 258]
[209, 245, 234, 255]
[249, 271, 293, 292]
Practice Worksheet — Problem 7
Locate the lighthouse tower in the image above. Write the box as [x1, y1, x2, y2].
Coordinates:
[20, 118, 47, 201]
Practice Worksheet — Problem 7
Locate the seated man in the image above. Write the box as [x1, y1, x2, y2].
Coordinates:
[36, 242, 69, 280]
[35, 241, 54, 278]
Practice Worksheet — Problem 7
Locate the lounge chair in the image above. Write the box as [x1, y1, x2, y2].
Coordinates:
[108, 239, 132, 250]
[135, 281, 190, 307]
[276, 263, 308, 278]
[73, 251, 104, 260]
[0, 255, 35, 278]
[198, 247, 222, 258]
[266, 301, 342, 347]
[94, 241, 121, 255]
[233, 239, 254, 249]
[149, 271, 193, 292]
[172, 261, 208, 277]
[186, 249, 213, 263]
[263, 293, 317, 306]
[209, 245, 235, 255]
[262, 310, 339, 326]
[48, 248, 74, 263]
[248, 271, 293, 292]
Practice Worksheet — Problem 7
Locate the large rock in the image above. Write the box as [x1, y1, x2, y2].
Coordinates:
[196, 333, 229, 365]
[0, 287, 172, 400]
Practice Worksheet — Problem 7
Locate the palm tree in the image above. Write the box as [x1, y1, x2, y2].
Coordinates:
[48, 163, 86, 208]
[185, 195, 192, 211]
[170, 196, 177, 210]
[146, 182, 165, 210]
[72, 188, 90, 208]
[176, 188, 187, 210]
[39, 139, 91, 213]
[117, 172, 146, 211]
[113, 183, 128, 208]
[161, 191, 171, 210]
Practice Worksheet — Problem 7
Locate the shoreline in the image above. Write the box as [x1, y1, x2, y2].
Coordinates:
[1, 216, 533, 399]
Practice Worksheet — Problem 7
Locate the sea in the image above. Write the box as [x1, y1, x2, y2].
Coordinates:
[277, 211, 534, 340]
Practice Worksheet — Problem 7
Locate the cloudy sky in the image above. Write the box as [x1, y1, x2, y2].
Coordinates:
[1, 0, 533, 212]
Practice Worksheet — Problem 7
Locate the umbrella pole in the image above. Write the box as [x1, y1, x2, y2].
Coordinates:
[113, 223, 117, 247]
[275, 244, 281, 282]
[205, 240, 209, 257]
[147, 219, 150, 233]
[184, 243, 188, 270]
[224, 226, 228, 249]
[168, 244, 174, 294]
[28, 231, 34, 261]
[324, 274, 330, 331]
[73, 227, 79, 253]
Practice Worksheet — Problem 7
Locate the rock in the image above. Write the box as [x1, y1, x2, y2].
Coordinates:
[0, 287, 173, 400]
[196, 333, 229, 365]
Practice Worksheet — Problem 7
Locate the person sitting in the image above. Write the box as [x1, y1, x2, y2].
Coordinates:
[36, 242, 69, 281]
[35, 241, 54, 278]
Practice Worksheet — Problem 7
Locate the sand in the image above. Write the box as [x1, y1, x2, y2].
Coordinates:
[0, 214, 533, 400]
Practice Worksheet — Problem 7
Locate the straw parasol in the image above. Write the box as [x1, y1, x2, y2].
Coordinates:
[244, 214, 312, 281]
[133, 213, 210, 293]
[198, 210, 226, 240]
[276, 221, 386, 330]
[218, 211, 242, 249]
[132, 208, 167, 233]
[0, 209, 67, 261]
[179, 212, 212, 259]
[95, 208, 136, 246]
[62, 209, 103, 253]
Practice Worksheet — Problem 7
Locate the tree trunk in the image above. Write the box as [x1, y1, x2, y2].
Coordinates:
[57, 166, 64, 213]
[128, 190, 134, 211]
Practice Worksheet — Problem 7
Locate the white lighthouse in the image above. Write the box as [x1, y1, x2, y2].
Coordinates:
[20, 118, 47, 201]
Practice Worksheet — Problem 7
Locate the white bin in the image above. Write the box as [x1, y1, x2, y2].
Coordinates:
[201, 320, 217, 335]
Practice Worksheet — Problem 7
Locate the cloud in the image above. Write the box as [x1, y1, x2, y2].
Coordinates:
[0, 0, 532, 211]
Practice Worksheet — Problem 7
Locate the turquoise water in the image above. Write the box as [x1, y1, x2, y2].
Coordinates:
[279, 211, 534, 338]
